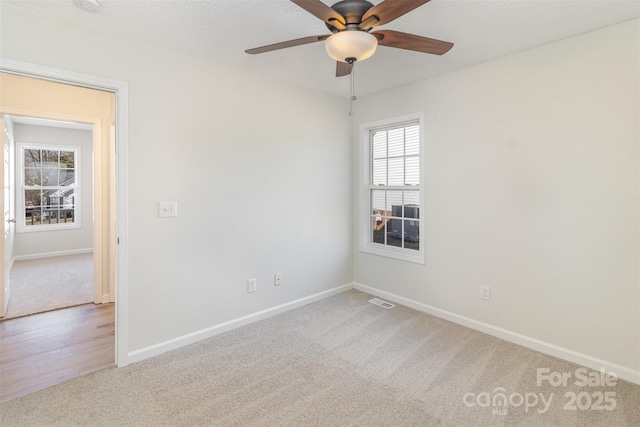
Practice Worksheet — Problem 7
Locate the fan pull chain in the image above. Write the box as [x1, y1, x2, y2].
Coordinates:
[349, 61, 356, 116]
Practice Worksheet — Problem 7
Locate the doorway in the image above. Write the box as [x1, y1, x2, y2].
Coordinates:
[0, 59, 129, 367]
[4, 116, 96, 319]
[0, 75, 114, 317]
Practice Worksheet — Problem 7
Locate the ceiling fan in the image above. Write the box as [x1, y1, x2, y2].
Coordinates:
[245, 0, 454, 77]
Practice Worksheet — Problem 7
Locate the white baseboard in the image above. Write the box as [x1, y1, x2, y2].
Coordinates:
[126, 282, 354, 365]
[13, 248, 93, 261]
[353, 283, 640, 385]
[100, 293, 111, 304]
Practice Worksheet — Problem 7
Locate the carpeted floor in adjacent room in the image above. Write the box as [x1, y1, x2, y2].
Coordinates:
[3, 253, 93, 319]
[0, 289, 638, 426]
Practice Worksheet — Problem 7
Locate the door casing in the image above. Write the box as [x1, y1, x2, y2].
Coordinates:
[1, 116, 13, 317]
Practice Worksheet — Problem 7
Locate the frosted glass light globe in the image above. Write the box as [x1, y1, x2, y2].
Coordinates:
[325, 31, 378, 63]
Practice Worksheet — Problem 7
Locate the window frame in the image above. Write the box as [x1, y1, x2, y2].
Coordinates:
[16, 143, 82, 233]
[358, 113, 425, 264]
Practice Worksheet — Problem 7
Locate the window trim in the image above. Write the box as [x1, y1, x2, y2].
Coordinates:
[16, 143, 82, 233]
[359, 113, 425, 264]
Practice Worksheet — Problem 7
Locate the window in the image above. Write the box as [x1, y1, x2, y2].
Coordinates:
[17, 145, 80, 232]
[359, 113, 424, 263]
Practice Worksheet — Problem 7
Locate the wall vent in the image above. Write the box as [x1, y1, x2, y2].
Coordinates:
[369, 298, 395, 309]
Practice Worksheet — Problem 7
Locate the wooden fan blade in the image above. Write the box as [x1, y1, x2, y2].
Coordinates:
[336, 61, 353, 77]
[245, 35, 330, 55]
[360, 0, 431, 29]
[291, 0, 346, 25]
[373, 30, 453, 55]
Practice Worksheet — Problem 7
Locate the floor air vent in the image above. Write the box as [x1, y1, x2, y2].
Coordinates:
[369, 298, 395, 309]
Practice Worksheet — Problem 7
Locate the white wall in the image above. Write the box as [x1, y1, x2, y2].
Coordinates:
[354, 19, 639, 374]
[12, 124, 93, 258]
[0, 5, 353, 352]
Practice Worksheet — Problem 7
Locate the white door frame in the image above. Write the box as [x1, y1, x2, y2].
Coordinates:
[0, 58, 129, 366]
[7, 113, 102, 303]
[1, 116, 13, 317]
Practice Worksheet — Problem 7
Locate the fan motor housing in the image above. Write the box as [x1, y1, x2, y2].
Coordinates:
[327, 0, 374, 29]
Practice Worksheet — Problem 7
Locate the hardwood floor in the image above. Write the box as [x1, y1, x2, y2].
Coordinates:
[0, 303, 115, 402]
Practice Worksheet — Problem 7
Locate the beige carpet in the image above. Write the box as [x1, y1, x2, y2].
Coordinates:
[0, 290, 638, 426]
[3, 253, 93, 319]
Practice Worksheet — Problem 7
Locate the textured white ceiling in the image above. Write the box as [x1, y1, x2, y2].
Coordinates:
[5, 0, 640, 97]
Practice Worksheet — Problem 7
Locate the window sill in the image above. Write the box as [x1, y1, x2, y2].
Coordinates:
[359, 242, 425, 264]
[17, 223, 81, 233]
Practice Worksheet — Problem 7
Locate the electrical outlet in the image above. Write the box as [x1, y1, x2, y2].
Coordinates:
[247, 278, 256, 293]
[274, 273, 282, 286]
[480, 285, 491, 301]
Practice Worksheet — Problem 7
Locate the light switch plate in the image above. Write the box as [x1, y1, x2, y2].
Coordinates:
[158, 201, 178, 218]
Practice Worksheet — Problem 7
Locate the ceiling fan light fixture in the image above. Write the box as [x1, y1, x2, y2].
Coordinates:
[325, 30, 377, 63]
